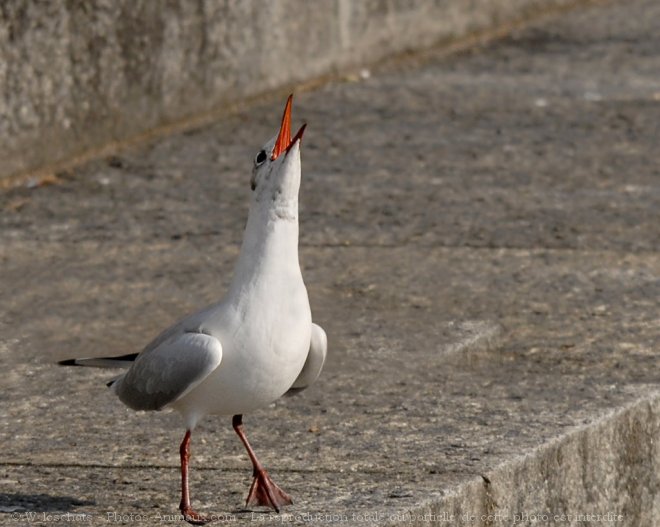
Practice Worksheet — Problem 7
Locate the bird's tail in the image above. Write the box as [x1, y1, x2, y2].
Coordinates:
[57, 353, 138, 369]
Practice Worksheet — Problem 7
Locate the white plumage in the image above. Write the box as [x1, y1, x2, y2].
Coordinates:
[61, 95, 326, 525]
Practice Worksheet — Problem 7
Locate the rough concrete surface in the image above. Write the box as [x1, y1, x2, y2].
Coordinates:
[1, 0, 585, 182]
[1, 0, 660, 525]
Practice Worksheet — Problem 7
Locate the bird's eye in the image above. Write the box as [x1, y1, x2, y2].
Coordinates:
[254, 150, 267, 167]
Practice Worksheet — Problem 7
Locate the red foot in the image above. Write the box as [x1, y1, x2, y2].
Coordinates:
[246, 469, 293, 512]
[180, 506, 211, 526]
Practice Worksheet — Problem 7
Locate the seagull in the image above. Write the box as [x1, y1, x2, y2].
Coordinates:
[59, 94, 327, 525]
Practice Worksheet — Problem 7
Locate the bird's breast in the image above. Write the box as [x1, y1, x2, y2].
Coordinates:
[213, 276, 312, 407]
[238, 278, 311, 364]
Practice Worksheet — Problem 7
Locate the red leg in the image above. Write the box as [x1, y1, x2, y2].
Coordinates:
[232, 415, 293, 512]
[179, 430, 210, 525]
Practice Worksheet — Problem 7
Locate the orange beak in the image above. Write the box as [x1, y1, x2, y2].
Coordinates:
[271, 94, 307, 161]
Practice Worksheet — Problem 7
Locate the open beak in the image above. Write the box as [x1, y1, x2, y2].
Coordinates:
[271, 94, 307, 161]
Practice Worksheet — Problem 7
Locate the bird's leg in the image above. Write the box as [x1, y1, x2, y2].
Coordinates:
[179, 430, 210, 525]
[232, 414, 293, 512]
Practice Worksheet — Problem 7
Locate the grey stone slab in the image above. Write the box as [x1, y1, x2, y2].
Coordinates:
[2, 242, 659, 524]
[1, 0, 660, 525]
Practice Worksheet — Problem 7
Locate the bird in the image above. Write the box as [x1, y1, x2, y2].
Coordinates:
[58, 94, 327, 525]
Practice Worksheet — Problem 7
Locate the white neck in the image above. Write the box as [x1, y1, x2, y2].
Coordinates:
[227, 198, 301, 303]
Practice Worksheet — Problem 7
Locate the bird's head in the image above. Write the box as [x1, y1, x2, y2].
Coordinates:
[250, 95, 306, 219]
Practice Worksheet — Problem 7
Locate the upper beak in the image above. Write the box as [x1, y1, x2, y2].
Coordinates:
[271, 94, 307, 161]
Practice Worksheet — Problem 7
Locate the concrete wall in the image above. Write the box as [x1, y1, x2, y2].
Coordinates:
[0, 0, 576, 182]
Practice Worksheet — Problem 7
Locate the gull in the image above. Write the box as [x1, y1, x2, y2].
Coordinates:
[59, 95, 327, 525]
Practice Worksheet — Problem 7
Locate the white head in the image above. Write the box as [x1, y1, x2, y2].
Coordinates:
[249, 95, 307, 221]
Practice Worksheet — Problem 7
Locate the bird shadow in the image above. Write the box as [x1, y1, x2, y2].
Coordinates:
[0, 493, 95, 513]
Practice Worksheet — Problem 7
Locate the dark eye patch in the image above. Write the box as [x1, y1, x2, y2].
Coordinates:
[254, 150, 267, 166]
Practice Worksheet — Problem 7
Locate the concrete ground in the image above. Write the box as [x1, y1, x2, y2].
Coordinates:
[1, 0, 659, 525]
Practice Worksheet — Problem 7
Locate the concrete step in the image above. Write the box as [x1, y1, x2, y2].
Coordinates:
[1, 0, 659, 524]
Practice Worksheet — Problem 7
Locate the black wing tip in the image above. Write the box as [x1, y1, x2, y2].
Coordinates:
[58, 358, 78, 366]
[112, 353, 139, 361]
[57, 353, 139, 367]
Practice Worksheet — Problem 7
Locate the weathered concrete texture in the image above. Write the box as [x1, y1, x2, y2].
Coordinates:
[1, 0, 660, 525]
[0, 0, 585, 182]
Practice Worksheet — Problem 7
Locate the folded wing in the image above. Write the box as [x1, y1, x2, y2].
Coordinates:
[112, 332, 223, 411]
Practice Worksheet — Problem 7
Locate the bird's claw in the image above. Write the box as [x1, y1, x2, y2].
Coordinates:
[246, 469, 293, 512]
[180, 506, 211, 525]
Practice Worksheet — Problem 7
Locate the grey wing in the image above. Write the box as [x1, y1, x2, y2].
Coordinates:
[112, 332, 222, 411]
[140, 302, 220, 355]
[287, 323, 327, 394]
